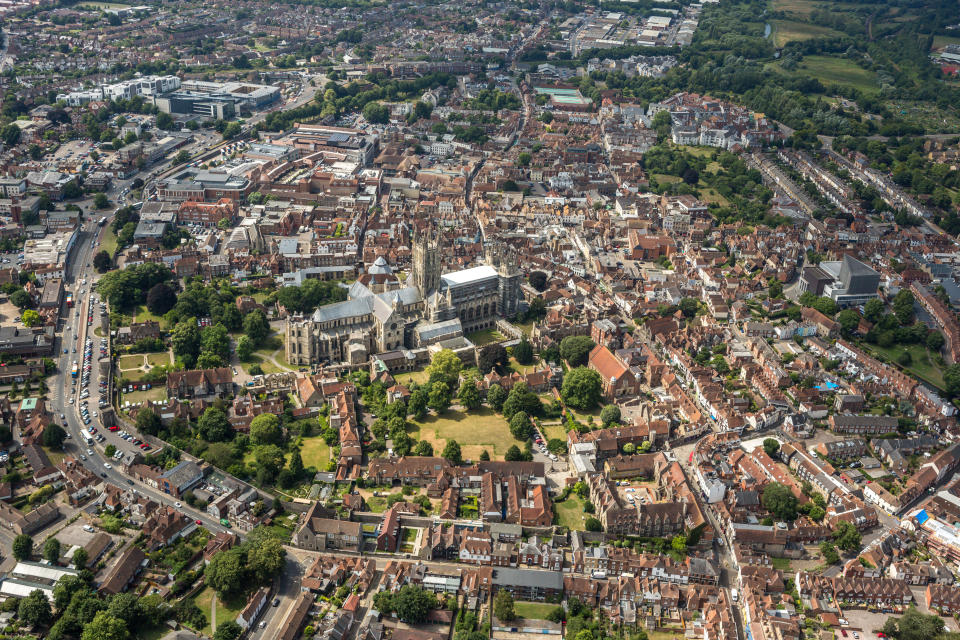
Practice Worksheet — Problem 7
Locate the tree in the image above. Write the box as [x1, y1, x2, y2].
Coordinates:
[881, 608, 947, 640]
[584, 517, 603, 532]
[2, 123, 21, 146]
[479, 449, 491, 461]
[837, 309, 860, 335]
[213, 621, 243, 640]
[93, 251, 112, 273]
[18, 589, 52, 627]
[81, 611, 128, 640]
[832, 520, 862, 552]
[529, 271, 548, 291]
[513, 338, 534, 365]
[458, 380, 481, 410]
[12, 533, 32, 560]
[247, 538, 285, 583]
[43, 536, 61, 564]
[42, 423, 67, 450]
[477, 343, 508, 373]
[678, 298, 699, 318]
[53, 574, 89, 611]
[72, 547, 88, 570]
[408, 387, 429, 420]
[135, 409, 161, 436]
[864, 298, 884, 323]
[21, 309, 40, 327]
[502, 381, 543, 419]
[288, 449, 304, 478]
[197, 407, 232, 442]
[927, 331, 945, 352]
[820, 541, 839, 564]
[427, 349, 462, 387]
[254, 445, 286, 482]
[93, 193, 109, 209]
[428, 381, 451, 414]
[237, 336, 255, 361]
[243, 309, 270, 345]
[762, 438, 780, 457]
[487, 383, 507, 411]
[600, 404, 621, 427]
[106, 592, 140, 628]
[510, 411, 533, 440]
[671, 534, 687, 553]
[363, 102, 389, 124]
[893, 289, 915, 325]
[250, 414, 282, 446]
[171, 318, 201, 368]
[205, 548, 247, 598]
[504, 444, 523, 461]
[493, 590, 515, 622]
[559, 335, 595, 367]
[414, 440, 434, 456]
[761, 482, 798, 521]
[146, 283, 176, 315]
[10, 288, 32, 309]
[442, 440, 462, 465]
[562, 367, 603, 410]
[394, 585, 435, 624]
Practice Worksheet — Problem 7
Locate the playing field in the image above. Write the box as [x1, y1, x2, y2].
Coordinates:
[554, 495, 587, 530]
[410, 407, 520, 460]
[513, 601, 557, 620]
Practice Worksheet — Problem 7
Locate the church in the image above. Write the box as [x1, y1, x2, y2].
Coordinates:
[284, 232, 522, 367]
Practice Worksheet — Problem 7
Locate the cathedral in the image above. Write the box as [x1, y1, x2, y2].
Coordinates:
[285, 232, 522, 367]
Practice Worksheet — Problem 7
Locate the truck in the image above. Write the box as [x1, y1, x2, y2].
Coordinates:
[731, 589, 739, 602]
[66, 292, 74, 308]
[71, 362, 79, 378]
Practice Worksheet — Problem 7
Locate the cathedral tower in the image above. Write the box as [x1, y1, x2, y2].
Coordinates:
[486, 241, 522, 318]
[412, 227, 442, 299]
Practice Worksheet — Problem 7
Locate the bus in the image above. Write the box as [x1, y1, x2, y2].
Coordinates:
[71, 362, 79, 378]
[66, 293, 73, 308]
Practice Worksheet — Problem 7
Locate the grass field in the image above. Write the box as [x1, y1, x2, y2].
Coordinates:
[120, 387, 165, 407]
[467, 327, 506, 346]
[409, 407, 519, 460]
[146, 352, 171, 367]
[934, 35, 960, 49]
[100, 226, 118, 257]
[395, 369, 430, 386]
[132, 305, 164, 326]
[555, 495, 587, 530]
[698, 185, 730, 207]
[540, 422, 568, 443]
[653, 173, 682, 184]
[513, 601, 557, 620]
[118, 354, 143, 370]
[771, 0, 817, 16]
[794, 55, 879, 94]
[299, 436, 331, 470]
[771, 557, 792, 571]
[192, 587, 247, 636]
[770, 20, 842, 46]
[861, 342, 946, 390]
[507, 358, 539, 375]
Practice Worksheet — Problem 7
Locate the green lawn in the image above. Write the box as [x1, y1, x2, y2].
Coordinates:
[793, 55, 879, 94]
[118, 354, 144, 370]
[299, 436, 331, 470]
[653, 173, 681, 184]
[541, 423, 568, 443]
[771, 557, 792, 571]
[467, 327, 506, 346]
[861, 342, 946, 391]
[244, 354, 287, 375]
[100, 226, 118, 257]
[394, 369, 430, 386]
[513, 601, 557, 620]
[555, 495, 587, 530]
[934, 35, 960, 49]
[192, 586, 247, 636]
[409, 407, 520, 460]
[119, 387, 165, 407]
[770, 19, 842, 47]
[146, 352, 171, 368]
[132, 305, 164, 325]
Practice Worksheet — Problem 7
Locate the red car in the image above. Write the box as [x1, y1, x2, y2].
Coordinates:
[195, 519, 203, 525]
[841, 631, 848, 638]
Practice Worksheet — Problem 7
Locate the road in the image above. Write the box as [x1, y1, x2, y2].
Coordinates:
[44, 182, 236, 538]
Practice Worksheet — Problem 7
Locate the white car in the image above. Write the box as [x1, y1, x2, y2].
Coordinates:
[103, 463, 112, 469]
[87, 449, 94, 455]
[174, 502, 182, 508]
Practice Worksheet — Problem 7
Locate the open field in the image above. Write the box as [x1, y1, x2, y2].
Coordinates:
[540, 422, 568, 443]
[934, 35, 960, 49]
[513, 601, 557, 620]
[467, 327, 506, 346]
[554, 495, 587, 530]
[410, 407, 520, 459]
[299, 436, 332, 470]
[100, 226, 118, 257]
[146, 352, 171, 367]
[861, 342, 946, 391]
[770, 20, 842, 47]
[794, 55, 879, 94]
[132, 305, 164, 326]
[698, 185, 730, 207]
[193, 586, 246, 636]
[653, 173, 681, 184]
[119, 387, 165, 407]
[118, 354, 143, 370]
[395, 369, 430, 386]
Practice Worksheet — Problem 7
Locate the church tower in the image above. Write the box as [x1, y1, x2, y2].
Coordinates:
[486, 241, 522, 318]
[411, 227, 441, 299]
